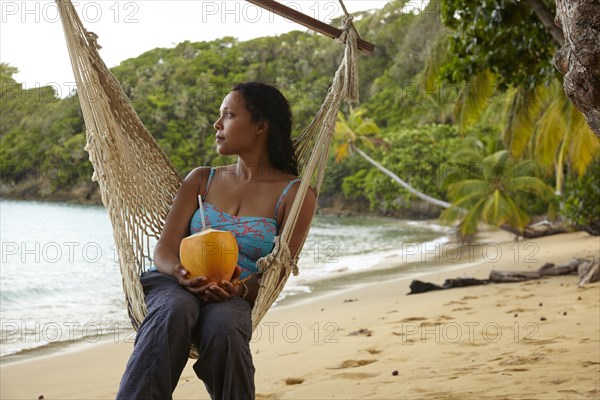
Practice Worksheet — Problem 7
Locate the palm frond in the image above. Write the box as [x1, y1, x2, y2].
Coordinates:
[440, 204, 466, 224]
[334, 141, 351, 163]
[421, 35, 451, 93]
[457, 198, 488, 239]
[334, 121, 355, 141]
[448, 148, 484, 164]
[567, 107, 600, 176]
[481, 190, 503, 225]
[502, 195, 530, 231]
[480, 150, 510, 181]
[507, 175, 552, 197]
[534, 82, 567, 170]
[455, 70, 496, 134]
[355, 121, 381, 136]
[503, 159, 538, 179]
[355, 136, 379, 152]
[447, 179, 494, 206]
[502, 86, 540, 158]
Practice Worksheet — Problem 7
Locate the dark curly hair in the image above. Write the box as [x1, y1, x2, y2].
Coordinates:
[231, 82, 299, 176]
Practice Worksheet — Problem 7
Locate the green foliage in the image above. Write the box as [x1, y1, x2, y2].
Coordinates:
[0, 65, 91, 189]
[3, 0, 590, 226]
[440, 0, 558, 90]
[564, 158, 600, 235]
[501, 80, 599, 181]
[341, 169, 369, 200]
[334, 106, 382, 163]
[365, 2, 451, 129]
[437, 0, 599, 195]
[340, 124, 463, 212]
[4, 2, 436, 205]
[319, 155, 369, 198]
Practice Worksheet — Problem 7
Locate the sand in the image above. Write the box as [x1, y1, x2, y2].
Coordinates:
[1, 230, 599, 400]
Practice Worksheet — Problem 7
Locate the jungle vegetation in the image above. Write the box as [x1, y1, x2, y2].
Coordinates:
[1, 0, 598, 236]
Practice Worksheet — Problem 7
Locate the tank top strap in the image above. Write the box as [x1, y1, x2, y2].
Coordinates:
[202, 167, 216, 200]
[274, 179, 301, 220]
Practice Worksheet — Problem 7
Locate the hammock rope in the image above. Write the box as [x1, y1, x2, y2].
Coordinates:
[56, 0, 361, 357]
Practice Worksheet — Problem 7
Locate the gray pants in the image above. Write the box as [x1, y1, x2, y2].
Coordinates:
[117, 271, 255, 400]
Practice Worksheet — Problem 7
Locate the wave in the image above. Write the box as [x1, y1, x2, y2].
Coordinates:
[0, 285, 60, 305]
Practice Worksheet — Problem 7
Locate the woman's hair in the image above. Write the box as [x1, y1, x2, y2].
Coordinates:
[232, 82, 299, 176]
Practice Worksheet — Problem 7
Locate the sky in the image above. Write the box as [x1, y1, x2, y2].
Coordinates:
[1, 0, 398, 97]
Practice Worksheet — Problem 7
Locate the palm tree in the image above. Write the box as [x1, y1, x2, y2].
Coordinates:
[334, 106, 451, 209]
[502, 80, 599, 195]
[440, 149, 553, 240]
[451, 73, 599, 195]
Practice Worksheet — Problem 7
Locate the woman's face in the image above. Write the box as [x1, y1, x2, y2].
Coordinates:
[213, 91, 262, 156]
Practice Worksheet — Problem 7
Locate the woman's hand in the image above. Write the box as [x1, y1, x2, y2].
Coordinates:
[203, 266, 244, 302]
[175, 264, 243, 302]
[173, 264, 215, 298]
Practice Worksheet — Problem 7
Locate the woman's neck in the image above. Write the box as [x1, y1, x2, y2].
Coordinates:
[234, 158, 272, 182]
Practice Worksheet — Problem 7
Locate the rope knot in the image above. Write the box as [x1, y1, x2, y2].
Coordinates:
[85, 30, 102, 50]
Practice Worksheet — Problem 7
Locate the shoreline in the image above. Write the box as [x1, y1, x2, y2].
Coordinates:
[0, 227, 492, 363]
[0, 229, 454, 363]
[1, 230, 598, 399]
[0, 194, 441, 220]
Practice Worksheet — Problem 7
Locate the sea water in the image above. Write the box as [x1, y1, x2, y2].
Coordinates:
[0, 199, 449, 358]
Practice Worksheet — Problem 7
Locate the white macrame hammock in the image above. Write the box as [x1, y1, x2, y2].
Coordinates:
[56, 0, 360, 357]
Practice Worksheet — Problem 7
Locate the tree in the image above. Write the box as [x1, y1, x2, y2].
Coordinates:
[501, 80, 598, 194]
[334, 107, 451, 209]
[449, 70, 599, 195]
[441, 150, 553, 240]
[438, 0, 599, 183]
[440, 0, 558, 91]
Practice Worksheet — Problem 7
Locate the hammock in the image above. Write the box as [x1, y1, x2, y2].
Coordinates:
[56, 0, 364, 354]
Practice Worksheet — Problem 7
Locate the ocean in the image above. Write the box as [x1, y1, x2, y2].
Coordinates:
[0, 199, 450, 359]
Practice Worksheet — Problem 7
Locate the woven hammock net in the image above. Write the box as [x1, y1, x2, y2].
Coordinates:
[56, 0, 360, 355]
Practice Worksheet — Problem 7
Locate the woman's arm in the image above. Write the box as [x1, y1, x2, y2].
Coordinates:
[153, 167, 210, 277]
[280, 185, 318, 260]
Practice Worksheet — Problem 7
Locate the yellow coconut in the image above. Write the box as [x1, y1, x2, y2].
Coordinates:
[179, 228, 239, 282]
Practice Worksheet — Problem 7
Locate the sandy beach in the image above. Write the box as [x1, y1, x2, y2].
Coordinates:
[1, 230, 599, 400]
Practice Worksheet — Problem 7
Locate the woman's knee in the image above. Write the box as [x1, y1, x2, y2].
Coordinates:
[142, 273, 201, 326]
[197, 298, 252, 343]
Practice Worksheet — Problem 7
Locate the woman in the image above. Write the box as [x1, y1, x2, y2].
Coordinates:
[117, 82, 316, 400]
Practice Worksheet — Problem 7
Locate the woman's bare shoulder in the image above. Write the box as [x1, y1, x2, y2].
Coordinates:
[184, 166, 212, 182]
[274, 172, 300, 184]
[180, 167, 215, 197]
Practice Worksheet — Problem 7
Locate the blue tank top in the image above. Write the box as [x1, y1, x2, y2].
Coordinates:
[189, 168, 300, 279]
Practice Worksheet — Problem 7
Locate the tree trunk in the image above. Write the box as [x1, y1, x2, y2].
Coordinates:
[554, 0, 600, 137]
[351, 143, 452, 209]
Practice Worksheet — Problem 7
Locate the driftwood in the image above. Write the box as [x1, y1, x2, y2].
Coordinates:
[578, 257, 600, 287]
[500, 221, 569, 239]
[488, 270, 542, 283]
[409, 277, 489, 294]
[408, 257, 598, 294]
